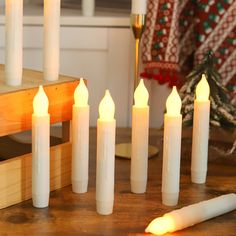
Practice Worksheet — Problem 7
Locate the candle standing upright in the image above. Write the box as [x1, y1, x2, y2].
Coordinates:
[5, 0, 23, 86]
[96, 90, 116, 215]
[72, 79, 90, 193]
[44, 0, 61, 81]
[162, 86, 182, 206]
[191, 74, 210, 184]
[32, 86, 50, 208]
[131, 79, 149, 194]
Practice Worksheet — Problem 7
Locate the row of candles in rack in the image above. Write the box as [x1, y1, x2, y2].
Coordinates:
[4, 0, 94, 84]
[32, 78, 151, 215]
[4, 0, 144, 87]
[32, 80, 115, 214]
[32, 75, 236, 235]
[32, 73, 209, 212]
[5, 0, 61, 86]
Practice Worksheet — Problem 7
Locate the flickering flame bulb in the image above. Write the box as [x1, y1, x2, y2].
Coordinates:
[134, 79, 149, 107]
[145, 215, 176, 235]
[99, 90, 115, 121]
[166, 86, 182, 116]
[196, 74, 210, 102]
[74, 78, 89, 107]
[33, 85, 49, 116]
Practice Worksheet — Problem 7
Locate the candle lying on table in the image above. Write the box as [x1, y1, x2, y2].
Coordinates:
[131, 0, 147, 14]
[162, 86, 182, 206]
[72, 79, 90, 193]
[191, 74, 210, 184]
[32, 86, 50, 208]
[44, 0, 61, 81]
[131, 79, 149, 194]
[145, 193, 236, 235]
[96, 90, 116, 215]
[5, 0, 23, 86]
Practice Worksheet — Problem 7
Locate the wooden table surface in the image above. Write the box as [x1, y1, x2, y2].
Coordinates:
[0, 128, 235, 236]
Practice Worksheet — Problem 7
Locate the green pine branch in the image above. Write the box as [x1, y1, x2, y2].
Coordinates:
[180, 50, 236, 127]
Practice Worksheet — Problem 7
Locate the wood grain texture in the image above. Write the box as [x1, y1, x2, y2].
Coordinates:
[0, 64, 80, 137]
[0, 128, 235, 235]
[0, 142, 71, 209]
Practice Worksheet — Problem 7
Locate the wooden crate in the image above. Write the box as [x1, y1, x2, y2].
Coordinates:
[0, 64, 80, 209]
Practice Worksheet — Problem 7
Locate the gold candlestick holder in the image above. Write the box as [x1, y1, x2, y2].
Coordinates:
[115, 14, 159, 159]
[131, 14, 146, 90]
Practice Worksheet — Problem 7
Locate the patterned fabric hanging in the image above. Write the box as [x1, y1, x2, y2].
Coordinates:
[141, 0, 236, 100]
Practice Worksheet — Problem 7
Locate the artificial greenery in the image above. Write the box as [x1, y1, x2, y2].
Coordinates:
[180, 50, 236, 127]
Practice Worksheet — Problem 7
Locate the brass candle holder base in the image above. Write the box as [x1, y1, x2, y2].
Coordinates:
[115, 143, 159, 159]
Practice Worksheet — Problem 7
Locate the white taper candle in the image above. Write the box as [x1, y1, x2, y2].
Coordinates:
[96, 90, 116, 215]
[72, 79, 90, 193]
[131, 79, 149, 194]
[146, 193, 236, 235]
[131, 0, 147, 14]
[82, 0, 95, 16]
[191, 74, 210, 184]
[162, 86, 182, 206]
[5, 0, 23, 86]
[44, 0, 61, 81]
[32, 86, 50, 208]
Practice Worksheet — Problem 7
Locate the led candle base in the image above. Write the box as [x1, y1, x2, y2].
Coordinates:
[162, 116, 182, 206]
[191, 101, 210, 183]
[96, 121, 116, 215]
[131, 79, 149, 194]
[191, 75, 210, 184]
[131, 107, 149, 193]
[146, 193, 236, 235]
[5, 0, 23, 86]
[96, 90, 116, 215]
[32, 116, 50, 208]
[72, 106, 89, 193]
[72, 79, 90, 193]
[32, 86, 50, 208]
[162, 87, 182, 206]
